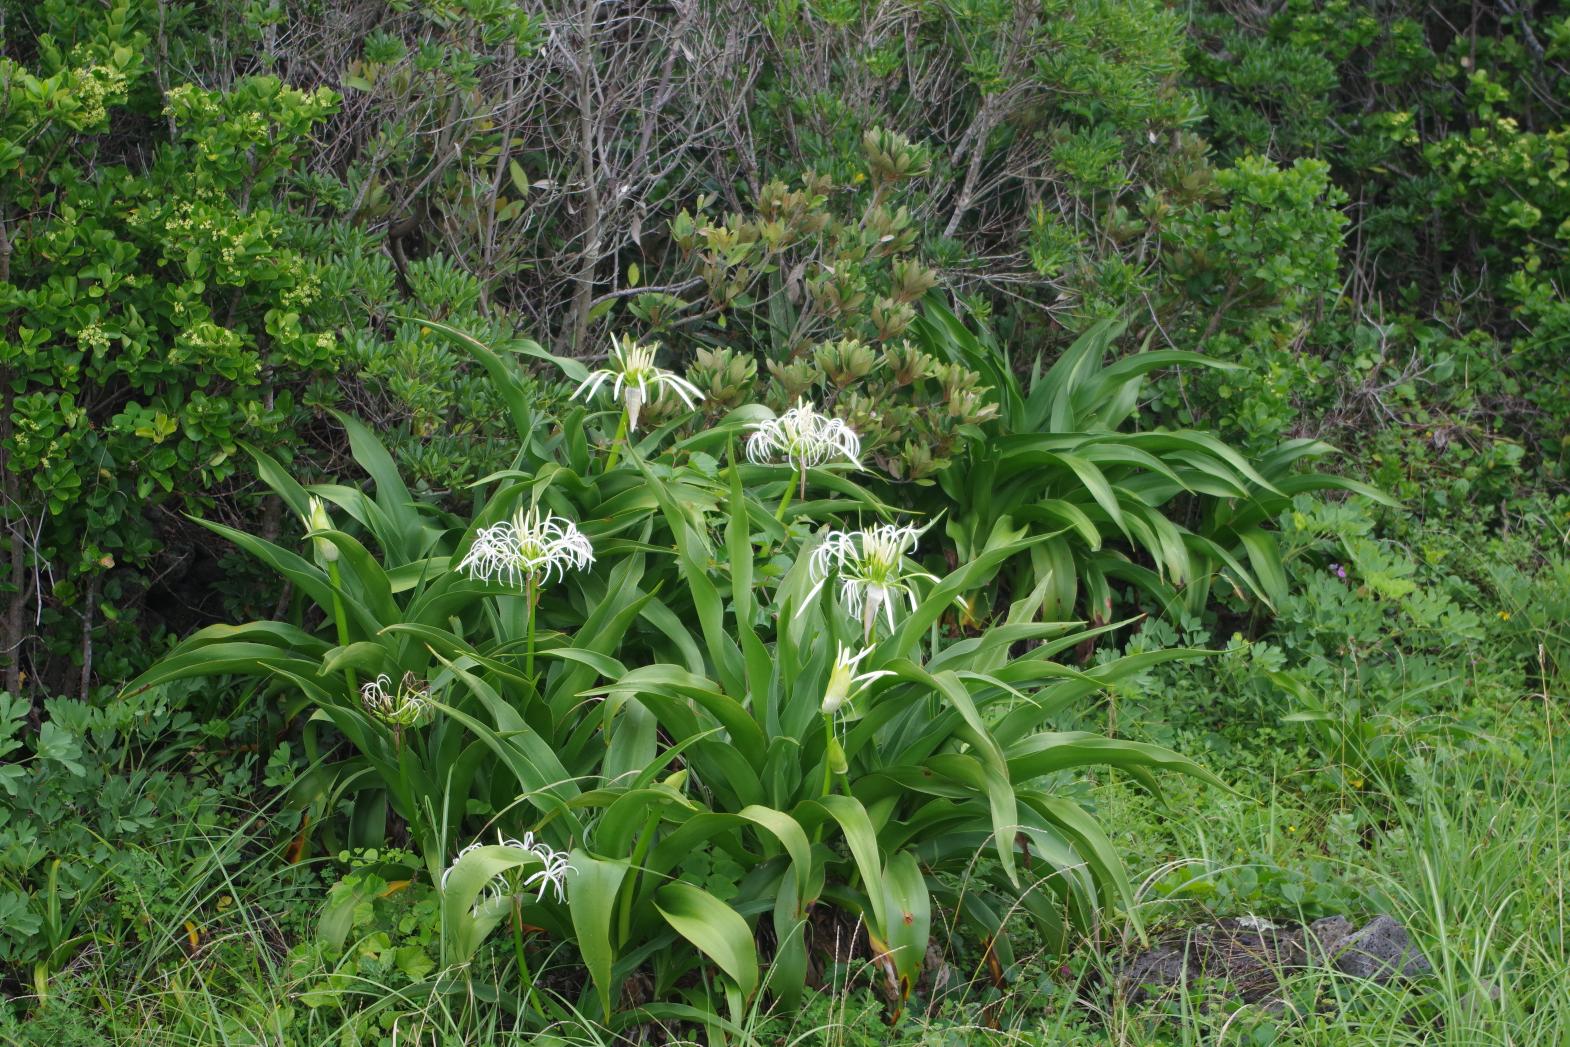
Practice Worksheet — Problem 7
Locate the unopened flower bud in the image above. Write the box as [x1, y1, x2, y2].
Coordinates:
[305, 497, 339, 562]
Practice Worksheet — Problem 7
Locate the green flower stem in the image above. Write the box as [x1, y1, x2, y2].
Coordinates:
[820, 713, 835, 799]
[774, 469, 798, 522]
[603, 408, 630, 472]
[325, 559, 355, 699]
[525, 575, 539, 683]
[512, 896, 546, 1019]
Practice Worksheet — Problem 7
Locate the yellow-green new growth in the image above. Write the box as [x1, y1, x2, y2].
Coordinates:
[303, 496, 338, 562]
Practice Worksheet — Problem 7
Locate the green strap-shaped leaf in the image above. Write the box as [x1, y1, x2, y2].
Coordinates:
[439, 844, 546, 963]
[568, 850, 630, 1021]
[886, 662, 1019, 885]
[654, 881, 759, 1000]
[1028, 792, 1143, 940]
[885, 532, 1052, 660]
[880, 850, 932, 1000]
[1236, 527, 1289, 609]
[811, 794, 890, 939]
[1005, 731, 1227, 789]
[770, 872, 809, 1007]
[189, 517, 347, 624]
[594, 664, 767, 767]
[738, 805, 813, 904]
[330, 409, 424, 563]
[316, 529, 400, 626]
[243, 442, 313, 520]
[633, 455, 745, 694]
[121, 641, 325, 696]
[726, 459, 773, 703]
[310, 483, 412, 561]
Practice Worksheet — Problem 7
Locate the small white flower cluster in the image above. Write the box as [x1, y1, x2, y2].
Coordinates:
[76, 322, 111, 353]
[746, 399, 861, 474]
[441, 832, 573, 915]
[458, 506, 594, 588]
[807, 522, 935, 637]
[359, 671, 431, 728]
[572, 335, 704, 431]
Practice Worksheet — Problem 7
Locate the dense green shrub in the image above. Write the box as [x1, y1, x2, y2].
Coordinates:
[0, 4, 344, 697]
[0, 1, 559, 697]
[1189, 0, 1570, 497]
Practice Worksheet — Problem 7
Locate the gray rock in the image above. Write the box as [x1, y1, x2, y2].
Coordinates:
[1304, 915, 1354, 962]
[1118, 940, 1194, 1000]
[916, 941, 964, 1001]
[1332, 915, 1432, 981]
[1115, 913, 1432, 1015]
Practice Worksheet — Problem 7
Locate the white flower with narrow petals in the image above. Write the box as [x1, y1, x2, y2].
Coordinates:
[440, 832, 573, 914]
[440, 839, 501, 916]
[521, 845, 572, 903]
[571, 335, 703, 431]
[746, 400, 861, 480]
[457, 506, 594, 588]
[821, 643, 894, 716]
[806, 522, 936, 638]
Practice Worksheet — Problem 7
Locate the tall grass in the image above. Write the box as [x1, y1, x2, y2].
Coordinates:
[14, 655, 1566, 1047]
[1086, 671, 1570, 1046]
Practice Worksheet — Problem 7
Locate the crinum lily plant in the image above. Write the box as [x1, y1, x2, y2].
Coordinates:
[127, 325, 1223, 1033]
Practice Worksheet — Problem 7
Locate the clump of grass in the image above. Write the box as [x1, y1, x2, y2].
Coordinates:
[1074, 670, 1570, 1046]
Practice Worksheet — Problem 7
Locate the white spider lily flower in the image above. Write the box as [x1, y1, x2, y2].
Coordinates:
[522, 845, 572, 903]
[440, 833, 573, 914]
[498, 832, 573, 904]
[571, 335, 703, 431]
[303, 496, 339, 562]
[360, 671, 431, 727]
[806, 522, 936, 638]
[746, 399, 861, 477]
[457, 506, 594, 588]
[821, 643, 894, 716]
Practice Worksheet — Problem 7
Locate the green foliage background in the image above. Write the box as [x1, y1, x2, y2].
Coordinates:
[7, 0, 1565, 697]
[4, 0, 1570, 1041]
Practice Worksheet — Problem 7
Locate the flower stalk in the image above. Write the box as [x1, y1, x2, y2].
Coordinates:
[819, 644, 889, 796]
[304, 497, 355, 698]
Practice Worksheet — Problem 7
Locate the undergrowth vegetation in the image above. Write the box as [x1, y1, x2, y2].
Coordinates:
[3, 0, 1570, 1044]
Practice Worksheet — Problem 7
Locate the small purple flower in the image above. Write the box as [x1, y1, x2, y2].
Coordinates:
[1329, 563, 1348, 581]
